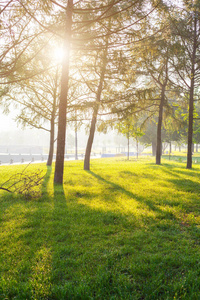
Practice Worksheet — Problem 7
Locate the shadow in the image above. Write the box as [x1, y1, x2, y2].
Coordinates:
[0, 165, 57, 299]
[119, 170, 137, 177]
[88, 171, 165, 216]
[2, 165, 200, 299]
[168, 178, 200, 195]
[119, 170, 159, 182]
[157, 164, 200, 195]
[41, 165, 53, 197]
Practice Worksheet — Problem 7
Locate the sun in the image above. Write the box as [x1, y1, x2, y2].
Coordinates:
[53, 46, 65, 62]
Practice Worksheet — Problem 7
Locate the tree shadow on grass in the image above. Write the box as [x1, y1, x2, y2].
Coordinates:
[168, 177, 200, 194]
[88, 171, 167, 217]
[41, 165, 52, 195]
[2, 166, 200, 299]
[0, 165, 55, 299]
[46, 171, 200, 299]
[159, 166, 200, 196]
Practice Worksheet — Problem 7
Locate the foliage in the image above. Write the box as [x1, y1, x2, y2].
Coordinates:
[116, 116, 144, 141]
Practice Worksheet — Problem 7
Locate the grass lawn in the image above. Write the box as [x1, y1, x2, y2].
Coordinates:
[0, 157, 200, 299]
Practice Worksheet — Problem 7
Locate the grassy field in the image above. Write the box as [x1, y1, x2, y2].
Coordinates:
[0, 157, 200, 299]
[162, 152, 200, 164]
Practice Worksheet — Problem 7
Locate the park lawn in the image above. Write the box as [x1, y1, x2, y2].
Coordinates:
[0, 157, 200, 299]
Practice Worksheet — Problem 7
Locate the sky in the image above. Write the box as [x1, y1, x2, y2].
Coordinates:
[0, 108, 17, 132]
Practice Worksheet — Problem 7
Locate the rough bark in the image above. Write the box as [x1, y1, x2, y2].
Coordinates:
[54, 0, 73, 183]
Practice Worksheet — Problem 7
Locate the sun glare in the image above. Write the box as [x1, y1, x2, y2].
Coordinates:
[53, 47, 65, 62]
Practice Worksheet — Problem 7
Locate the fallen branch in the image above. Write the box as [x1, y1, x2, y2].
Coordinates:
[0, 163, 45, 199]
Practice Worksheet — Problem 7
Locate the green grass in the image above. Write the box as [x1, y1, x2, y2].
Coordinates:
[1, 157, 200, 299]
[163, 152, 200, 164]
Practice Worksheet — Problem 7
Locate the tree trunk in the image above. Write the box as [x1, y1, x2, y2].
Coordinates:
[47, 116, 55, 166]
[196, 144, 198, 153]
[152, 141, 156, 156]
[127, 126, 130, 161]
[84, 43, 108, 171]
[54, 0, 73, 184]
[75, 127, 78, 160]
[136, 138, 139, 159]
[84, 110, 98, 170]
[47, 67, 58, 166]
[187, 93, 194, 169]
[156, 85, 166, 165]
[186, 17, 196, 169]
[75, 109, 78, 160]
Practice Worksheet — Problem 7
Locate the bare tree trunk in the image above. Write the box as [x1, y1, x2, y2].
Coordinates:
[151, 141, 156, 156]
[75, 109, 78, 160]
[47, 115, 55, 166]
[84, 110, 98, 170]
[54, 0, 73, 184]
[84, 44, 108, 171]
[169, 141, 172, 154]
[187, 17, 196, 169]
[187, 88, 194, 169]
[152, 141, 156, 156]
[75, 127, 78, 160]
[127, 125, 130, 161]
[47, 67, 58, 167]
[156, 85, 166, 165]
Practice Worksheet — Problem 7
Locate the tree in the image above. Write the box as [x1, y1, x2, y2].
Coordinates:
[139, 119, 157, 156]
[169, 0, 200, 168]
[135, 12, 174, 165]
[116, 115, 144, 160]
[80, 0, 158, 170]
[54, 0, 73, 184]
[1, 35, 62, 166]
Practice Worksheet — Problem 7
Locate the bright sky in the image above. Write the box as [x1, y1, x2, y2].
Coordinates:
[0, 108, 18, 132]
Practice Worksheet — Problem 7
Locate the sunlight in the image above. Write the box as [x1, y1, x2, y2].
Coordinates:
[53, 46, 65, 62]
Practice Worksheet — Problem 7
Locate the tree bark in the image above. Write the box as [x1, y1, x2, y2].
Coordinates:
[152, 141, 156, 156]
[47, 67, 58, 166]
[127, 125, 130, 161]
[84, 45, 108, 171]
[136, 138, 139, 159]
[187, 16, 197, 169]
[84, 109, 98, 170]
[156, 85, 166, 165]
[75, 127, 78, 160]
[47, 114, 55, 166]
[54, 0, 73, 184]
